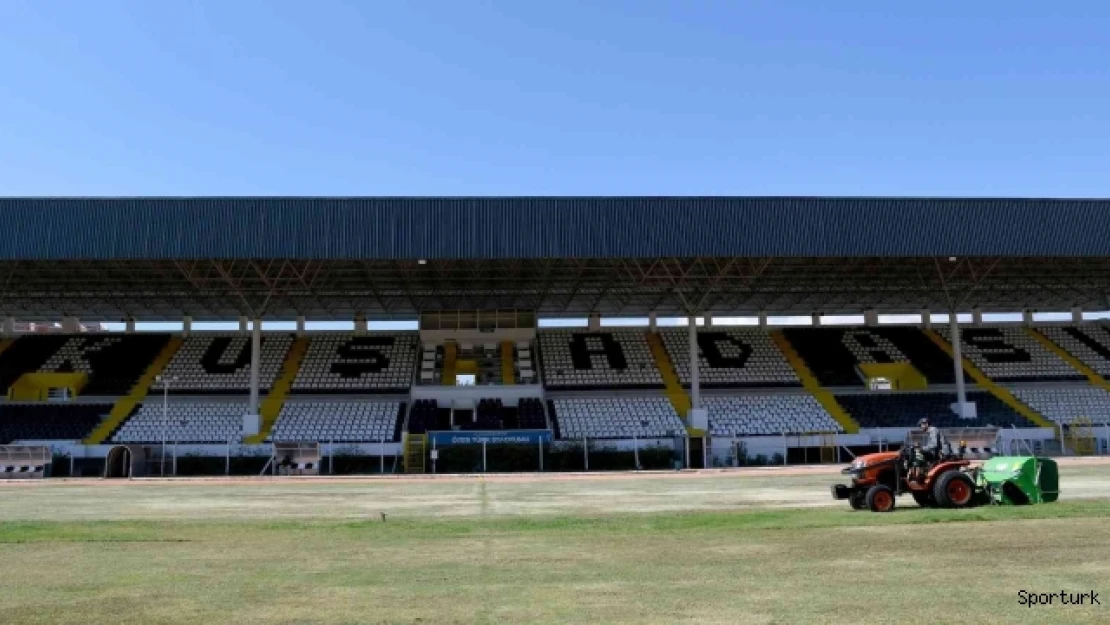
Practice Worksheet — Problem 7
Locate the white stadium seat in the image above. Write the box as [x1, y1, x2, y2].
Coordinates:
[659, 328, 799, 387]
[703, 395, 841, 436]
[112, 402, 246, 443]
[292, 333, 417, 392]
[539, 330, 663, 389]
[1011, 387, 1110, 426]
[551, 397, 684, 439]
[271, 402, 402, 442]
[160, 333, 293, 393]
[939, 326, 1081, 381]
[1036, 325, 1110, 378]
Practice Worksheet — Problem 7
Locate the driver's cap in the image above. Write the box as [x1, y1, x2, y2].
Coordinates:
[918, 418, 930, 426]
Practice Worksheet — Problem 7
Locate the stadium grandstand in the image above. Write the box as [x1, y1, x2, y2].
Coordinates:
[3, 196, 1110, 474]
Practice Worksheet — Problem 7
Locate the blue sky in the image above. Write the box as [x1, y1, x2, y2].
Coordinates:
[1, 1, 1108, 197]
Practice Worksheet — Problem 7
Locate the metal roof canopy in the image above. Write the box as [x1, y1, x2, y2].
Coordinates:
[4, 196, 1110, 260]
[1, 256, 1107, 321]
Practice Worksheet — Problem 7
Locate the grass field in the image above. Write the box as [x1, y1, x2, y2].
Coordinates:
[2, 461, 1109, 624]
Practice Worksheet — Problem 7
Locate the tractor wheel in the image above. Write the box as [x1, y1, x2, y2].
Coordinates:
[933, 471, 976, 508]
[865, 485, 896, 513]
[849, 491, 867, 510]
[911, 492, 936, 508]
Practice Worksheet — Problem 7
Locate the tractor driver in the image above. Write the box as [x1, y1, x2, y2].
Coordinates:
[917, 418, 948, 465]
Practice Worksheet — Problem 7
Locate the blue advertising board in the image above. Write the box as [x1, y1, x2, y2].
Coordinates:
[427, 430, 552, 445]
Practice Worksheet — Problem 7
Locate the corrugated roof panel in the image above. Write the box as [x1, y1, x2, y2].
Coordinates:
[0, 196, 1109, 260]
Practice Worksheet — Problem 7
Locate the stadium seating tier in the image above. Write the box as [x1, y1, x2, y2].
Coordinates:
[292, 333, 417, 393]
[939, 327, 1083, 382]
[549, 396, 685, 439]
[659, 328, 800, 388]
[0, 403, 111, 443]
[703, 394, 841, 436]
[271, 401, 405, 442]
[538, 331, 663, 389]
[161, 333, 294, 393]
[835, 391, 1034, 429]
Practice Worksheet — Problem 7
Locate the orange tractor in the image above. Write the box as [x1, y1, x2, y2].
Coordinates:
[831, 427, 996, 512]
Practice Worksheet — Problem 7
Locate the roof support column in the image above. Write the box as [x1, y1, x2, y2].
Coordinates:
[921, 309, 932, 329]
[1072, 307, 1083, 323]
[972, 308, 983, 326]
[62, 317, 80, 333]
[588, 313, 601, 331]
[688, 317, 700, 411]
[125, 318, 136, 334]
[811, 313, 821, 326]
[1022, 310, 1034, 326]
[249, 318, 262, 416]
[950, 312, 968, 419]
[757, 311, 768, 328]
[648, 312, 657, 332]
[239, 316, 248, 333]
[296, 316, 306, 336]
[354, 314, 367, 334]
[182, 316, 192, 337]
[2, 317, 16, 337]
[864, 309, 879, 327]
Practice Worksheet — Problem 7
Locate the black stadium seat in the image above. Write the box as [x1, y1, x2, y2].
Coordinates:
[0, 403, 111, 443]
[660, 328, 801, 388]
[538, 330, 663, 390]
[161, 333, 294, 394]
[835, 391, 1033, 429]
[292, 333, 417, 393]
[941, 327, 1083, 382]
[783, 327, 970, 387]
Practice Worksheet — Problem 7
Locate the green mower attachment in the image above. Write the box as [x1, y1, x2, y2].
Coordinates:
[978, 456, 1059, 505]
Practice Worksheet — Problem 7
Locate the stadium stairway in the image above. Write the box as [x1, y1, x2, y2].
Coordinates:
[442, 342, 457, 386]
[84, 337, 183, 444]
[245, 336, 309, 444]
[404, 432, 426, 473]
[922, 329, 1053, 428]
[646, 332, 692, 420]
[501, 341, 515, 384]
[770, 331, 860, 433]
[1026, 328, 1110, 394]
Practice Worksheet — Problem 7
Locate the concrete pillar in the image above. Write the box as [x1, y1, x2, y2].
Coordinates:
[702, 315, 713, 327]
[2, 317, 16, 336]
[950, 312, 967, 419]
[125, 318, 136, 334]
[688, 318, 700, 410]
[182, 316, 192, 337]
[296, 316, 306, 336]
[354, 314, 368, 334]
[62, 317, 80, 333]
[921, 309, 932, 329]
[587, 313, 601, 331]
[811, 313, 822, 326]
[239, 316, 248, 333]
[248, 318, 262, 415]
[972, 308, 983, 326]
[1072, 307, 1083, 323]
[758, 311, 768, 328]
[1021, 310, 1034, 326]
[648, 312, 657, 331]
[864, 309, 879, 327]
